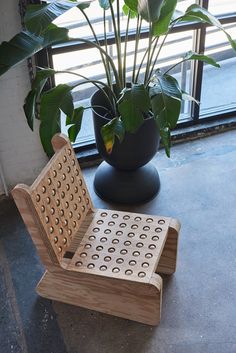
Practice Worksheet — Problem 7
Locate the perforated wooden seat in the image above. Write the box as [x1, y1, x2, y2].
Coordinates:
[12, 133, 180, 325]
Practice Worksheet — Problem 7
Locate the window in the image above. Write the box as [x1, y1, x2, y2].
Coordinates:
[38, 0, 236, 149]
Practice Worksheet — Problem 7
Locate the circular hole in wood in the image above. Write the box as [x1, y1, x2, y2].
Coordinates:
[75, 169, 79, 176]
[119, 223, 127, 228]
[84, 243, 91, 249]
[112, 214, 119, 219]
[41, 206, 45, 213]
[143, 226, 150, 231]
[63, 219, 68, 226]
[78, 196, 82, 203]
[67, 166, 71, 173]
[133, 251, 140, 257]
[104, 229, 111, 234]
[112, 267, 120, 273]
[89, 235, 96, 241]
[63, 238, 67, 244]
[63, 155, 67, 162]
[72, 159, 75, 166]
[71, 176, 75, 183]
[145, 253, 153, 259]
[152, 235, 159, 241]
[128, 232, 135, 238]
[100, 237, 107, 243]
[69, 211, 73, 219]
[60, 209, 64, 216]
[36, 194, 40, 202]
[158, 219, 165, 225]
[125, 269, 133, 276]
[74, 186, 78, 193]
[45, 216, 49, 223]
[53, 170, 57, 177]
[52, 189, 56, 196]
[112, 239, 119, 244]
[146, 218, 153, 223]
[116, 231, 123, 236]
[77, 213, 81, 220]
[68, 148, 72, 155]
[123, 215, 130, 220]
[42, 186, 46, 193]
[59, 228, 63, 234]
[138, 272, 146, 278]
[116, 258, 124, 264]
[101, 212, 108, 217]
[131, 224, 138, 229]
[74, 204, 78, 210]
[96, 246, 103, 251]
[51, 208, 55, 215]
[136, 242, 143, 248]
[57, 181, 61, 188]
[58, 246, 62, 253]
[72, 221, 76, 228]
[129, 260, 136, 266]
[70, 194, 74, 201]
[66, 184, 70, 191]
[97, 220, 104, 225]
[62, 173, 66, 181]
[149, 244, 156, 250]
[82, 189, 86, 195]
[93, 227, 100, 233]
[100, 265, 107, 271]
[68, 229, 72, 236]
[80, 252, 87, 257]
[124, 241, 131, 246]
[104, 256, 111, 262]
[54, 217, 59, 225]
[58, 163, 62, 170]
[86, 198, 90, 205]
[140, 234, 147, 239]
[56, 199, 60, 207]
[79, 179, 82, 186]
[61, 192, 65, 199]
[108, 221, 115, 226]
[155, 227, 162, 233]
[54, 236, 58, 243]
[65, 202, 69, 209]
[142, 262, 149, 268]
[120, 249, 128, 255]
[134, 216, 142, 221]
[81, 206, 85, 213]
[46, 197, 50, 204]
[108, 247, 115, 253]
[92, 254, 99, 260]
[48, 178, 52, 185]
[75, 261, 82, 267]
[87, 263, 95, 269]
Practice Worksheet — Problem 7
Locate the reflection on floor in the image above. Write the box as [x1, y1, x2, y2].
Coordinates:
[1, 130, 236, 353]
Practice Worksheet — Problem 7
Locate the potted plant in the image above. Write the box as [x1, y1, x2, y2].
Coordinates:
[0, 0, 235, 203]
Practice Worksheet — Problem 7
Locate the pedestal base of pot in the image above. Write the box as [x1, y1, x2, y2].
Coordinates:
[94, 161, 160, 204]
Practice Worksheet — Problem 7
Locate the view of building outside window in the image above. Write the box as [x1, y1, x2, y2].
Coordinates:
[51, 0, 236, 147]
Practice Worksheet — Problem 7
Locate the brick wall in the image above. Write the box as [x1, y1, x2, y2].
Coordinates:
[0, 0, 48, 195]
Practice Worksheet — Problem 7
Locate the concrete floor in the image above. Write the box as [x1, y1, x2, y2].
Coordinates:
[1, 130, 236, 353]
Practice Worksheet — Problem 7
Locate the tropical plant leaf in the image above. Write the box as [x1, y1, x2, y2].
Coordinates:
[118, 83, 151, 133]
[99, 0, 115, 10]
[40, 84, 74, 156]
[0, 25, 68, 77]
[159, 126, 171, 157]
[183, 50, 220, 68]
[152, 0, 177, 36]
[24, 0, 91, 34]
[67, 107, 84, 142]
[23, 68, 56, 130]
[124, 0, 138, 13]
[150, 72, 182, 129]
[101, 117, 125, 154]
[178, 4, 236, 51]
[122, 4, 137, 18]
[182, 91, 199, 105]
[138, 0, 164, 23]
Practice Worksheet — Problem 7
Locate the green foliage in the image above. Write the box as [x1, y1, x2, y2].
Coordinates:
[138, 0, 164, 23]
[152, 0, 177, 36]
[101, 117, 125, 153]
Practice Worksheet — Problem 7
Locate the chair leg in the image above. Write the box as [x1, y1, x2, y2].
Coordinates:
[36, 270, 163, 325]
[156, 219, 180, 275]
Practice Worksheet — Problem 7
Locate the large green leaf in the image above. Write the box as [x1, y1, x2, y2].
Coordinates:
[101, 117, 125, 154]
[150, 72, 182, 129]
[138, 0, 164, 23]
[122, 4, 137, 18]
[40, 84, 74, 156]
[25, 0, 91, 34]
[152, 0, 177, 36]
[67, 107, 84, 142]
[183, 50, 220, 68]
[0, 25, 68, 76]
[118, 83, 151, 133]
[124, 0, 138, 13]
[24, 68, 56, 130]
[178, 4, 236, 51]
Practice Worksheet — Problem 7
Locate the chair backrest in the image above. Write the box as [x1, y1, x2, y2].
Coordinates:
[12, 134, 93, 268]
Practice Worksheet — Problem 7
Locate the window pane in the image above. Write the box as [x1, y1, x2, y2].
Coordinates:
[200, 24, 236, 117]
[208, 0, 236, 16]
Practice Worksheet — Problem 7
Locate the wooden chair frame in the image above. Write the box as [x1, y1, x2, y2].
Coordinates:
[12, 133, 180, 325]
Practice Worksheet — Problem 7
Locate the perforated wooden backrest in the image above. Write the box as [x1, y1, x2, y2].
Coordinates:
[13, 134, 93, 266]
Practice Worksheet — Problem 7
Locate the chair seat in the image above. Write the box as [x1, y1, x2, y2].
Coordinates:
[68, 209, 170, 282]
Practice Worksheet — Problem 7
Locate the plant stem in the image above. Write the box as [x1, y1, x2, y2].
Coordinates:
[123, 10, 131, 86]
[144, 22, 153, 85]
[164, 59, 187, 75]
[132, 15, 142, 83]
[135, 37, 157, 83]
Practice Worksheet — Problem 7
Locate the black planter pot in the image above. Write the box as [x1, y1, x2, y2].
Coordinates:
[91, 87, 161, 204]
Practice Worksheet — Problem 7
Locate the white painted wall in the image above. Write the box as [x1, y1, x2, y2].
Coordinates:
[0, 0, 48, 195]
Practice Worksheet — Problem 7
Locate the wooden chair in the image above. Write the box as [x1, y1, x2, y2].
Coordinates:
[12, 133, 180, 325]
